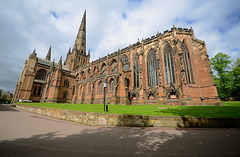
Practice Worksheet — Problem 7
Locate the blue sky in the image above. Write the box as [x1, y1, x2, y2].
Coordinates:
[0, 0, 240, 93]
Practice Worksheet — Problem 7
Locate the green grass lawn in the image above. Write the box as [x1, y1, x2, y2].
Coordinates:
[18, 101, 240, 118]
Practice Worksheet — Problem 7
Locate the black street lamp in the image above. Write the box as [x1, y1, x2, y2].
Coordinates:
[103, 80, 107, 112]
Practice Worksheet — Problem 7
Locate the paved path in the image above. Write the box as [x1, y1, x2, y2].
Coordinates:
[0, 104, 240, 157]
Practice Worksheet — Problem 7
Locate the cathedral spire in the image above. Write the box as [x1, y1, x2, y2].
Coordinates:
[45, 46, 51, 61]
[73, 10, 86, 54]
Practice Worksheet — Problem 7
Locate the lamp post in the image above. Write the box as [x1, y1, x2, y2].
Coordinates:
[103, 81, 107, 112]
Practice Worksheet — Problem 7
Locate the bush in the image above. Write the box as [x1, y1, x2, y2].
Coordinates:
[0, 98, 12, 104]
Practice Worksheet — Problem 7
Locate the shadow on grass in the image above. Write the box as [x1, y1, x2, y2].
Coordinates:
[154, 106, 240, 118]
[1, 127, 240, 157]
[154, 106, 240, 128]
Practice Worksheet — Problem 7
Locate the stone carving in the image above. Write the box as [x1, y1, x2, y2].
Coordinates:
[147, 90, 155, 99]
[166, 84, 180, 99]
[145, 87, 158, 100]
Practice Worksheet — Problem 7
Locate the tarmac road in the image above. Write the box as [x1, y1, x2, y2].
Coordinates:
[0, 104, 240, 157]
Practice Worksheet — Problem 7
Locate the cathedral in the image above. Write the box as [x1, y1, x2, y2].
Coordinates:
[12, 11, 221, 105]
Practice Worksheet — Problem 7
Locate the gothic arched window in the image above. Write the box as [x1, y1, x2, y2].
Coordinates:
[111, 59, 118, 72]
[37, 86, 41, 96]
[98, 81, 103, 94]
[134, 54, 140, 88]
[63, 91, 68, 99]
[122, 55, 129, 64]
[147, 50, 158, 86]
[33, 86, 37, 95]
[64, 79, 69, 87]
[36, 69, 46, 80]
[88, 83, 91, 94]
[164, 44, 175, 84]
[181, 41, 194, 84]
[122, 55, 130, 72]
[101, 63, 107, 75]
[109, 79, 114, 92]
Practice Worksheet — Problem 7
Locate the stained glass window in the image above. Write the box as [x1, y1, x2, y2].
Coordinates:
[134, 54, 140, 88]
[182, 41, 194, 84]
[147, 50, 158, 86]
[164, 44, 175, 84]
[36, 69, 46, 80]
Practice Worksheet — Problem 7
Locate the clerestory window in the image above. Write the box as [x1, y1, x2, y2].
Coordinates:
[36, 69, 46, 80]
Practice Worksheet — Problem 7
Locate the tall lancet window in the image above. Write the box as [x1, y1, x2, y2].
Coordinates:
[133, 54, 140, 88]
[147, 50, 158, 86]
[164, 44, 175, 84]
[181, 41, 194, 84]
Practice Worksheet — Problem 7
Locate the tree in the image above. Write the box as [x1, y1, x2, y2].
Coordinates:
[231, 58, 240, 99]
[211, 53, 232, 100]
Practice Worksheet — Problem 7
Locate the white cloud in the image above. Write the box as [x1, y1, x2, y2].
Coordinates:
[0, 0, 239, 93]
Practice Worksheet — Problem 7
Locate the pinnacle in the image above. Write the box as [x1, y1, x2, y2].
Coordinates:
[45, 46, 51, 61]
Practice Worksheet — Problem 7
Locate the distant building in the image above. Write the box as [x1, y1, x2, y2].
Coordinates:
[6, 91, 13, 99]
[13, 11, 221, 105]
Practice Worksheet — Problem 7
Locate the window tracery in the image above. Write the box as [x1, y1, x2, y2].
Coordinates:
[36, 69, 46, 80]
[181, 41, 194, 84]
[122, 55, 129, 64]
[164, 44, 175, 84]
[109, 79, 115, 92]
[134, 54, 140, 88]
[101, 63, 107, 75]
[147, 50, 158, 86]
[64, 79, 70, 87]
[122, 54, 130, 72]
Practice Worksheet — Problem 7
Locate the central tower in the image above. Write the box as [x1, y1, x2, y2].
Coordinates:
[65, 10, 90, 71]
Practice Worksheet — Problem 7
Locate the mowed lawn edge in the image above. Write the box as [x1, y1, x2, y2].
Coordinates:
[17, 101, 240, 118]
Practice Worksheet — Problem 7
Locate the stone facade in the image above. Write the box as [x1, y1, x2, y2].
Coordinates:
[13, 11, 221, 105]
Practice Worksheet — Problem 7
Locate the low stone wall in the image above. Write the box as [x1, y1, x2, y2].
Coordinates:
[16, 104, 240, 128]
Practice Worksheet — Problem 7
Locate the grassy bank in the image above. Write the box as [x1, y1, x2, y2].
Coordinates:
[17, 101, 240, 118]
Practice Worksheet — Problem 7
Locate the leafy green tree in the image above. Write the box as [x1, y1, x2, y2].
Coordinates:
[211, 53, 232, 100]
[231, 58, 240, 99]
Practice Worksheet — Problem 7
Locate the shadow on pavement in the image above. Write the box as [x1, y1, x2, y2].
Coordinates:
[0, 104, 19, 112]
[0, 127, 240, 157]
